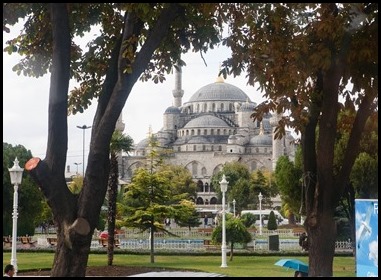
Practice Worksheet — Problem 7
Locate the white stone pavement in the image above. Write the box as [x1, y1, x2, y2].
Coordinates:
[129, 271, 227, 277]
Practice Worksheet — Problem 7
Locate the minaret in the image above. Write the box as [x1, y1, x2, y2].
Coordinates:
[172, 62, 184, 108]
[216, 63, 225, 83]
[270, 111, 283, 171]
[115, 112, 125, 179]
[115, 112, 125, 132]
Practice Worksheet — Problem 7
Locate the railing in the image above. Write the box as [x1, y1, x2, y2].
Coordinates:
[119, 228, 296, 239]
[250, 239, 353, 252]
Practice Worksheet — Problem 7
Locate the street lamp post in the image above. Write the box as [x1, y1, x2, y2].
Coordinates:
[8, 157, 24, 276]
[74, 162, 82, 175]
[258, 192, 263, 235]
[219, 174, 228, 268]
[77, 125, 91, 175]
[233, 199, 236, 217]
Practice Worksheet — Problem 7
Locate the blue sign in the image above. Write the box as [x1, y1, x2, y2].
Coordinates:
[355, 199, 378, 277]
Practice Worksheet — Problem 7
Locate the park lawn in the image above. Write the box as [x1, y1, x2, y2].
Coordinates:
[3, 252, 355, 277]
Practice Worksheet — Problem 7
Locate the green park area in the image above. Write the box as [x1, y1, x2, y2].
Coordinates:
[3, 252, 355, 277]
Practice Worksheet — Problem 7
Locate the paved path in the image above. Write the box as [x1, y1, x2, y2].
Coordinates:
[129, 271, 227, 277]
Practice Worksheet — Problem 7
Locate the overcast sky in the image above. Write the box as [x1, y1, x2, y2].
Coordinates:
[3, 24, 267, 174]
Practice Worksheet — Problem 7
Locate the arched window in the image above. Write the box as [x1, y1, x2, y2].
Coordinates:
[210, 197, 218, 204]
[192, 162, 198, 176]
[197, 180, 203, 192]
[202, 167, 207, 176]
[196, 197, 204, 205]
[209, 182, 214, 192]
[251, 161, 257, 171]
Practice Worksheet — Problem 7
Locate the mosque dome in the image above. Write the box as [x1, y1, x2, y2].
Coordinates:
[239, 102, 256, 112]
[187, 81, 249, 103]
[184, 115, 230, 128]
[249, 133, 272, 146]
[135, 138, 149, 150]
[164, 106, 181, 114]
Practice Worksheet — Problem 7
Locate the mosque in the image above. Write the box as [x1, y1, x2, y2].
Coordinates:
[117, 66, 296, 209]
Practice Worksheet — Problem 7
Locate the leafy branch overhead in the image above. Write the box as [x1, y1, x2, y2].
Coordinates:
[3, 3, 224, 115]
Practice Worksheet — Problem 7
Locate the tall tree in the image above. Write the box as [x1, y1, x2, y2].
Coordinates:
[222, 3, 378, 276]
[107, 130, 133, 266]
[274, 155, 303, 223]
[3, 3, 223, 276]
[121, 135, 195, 263]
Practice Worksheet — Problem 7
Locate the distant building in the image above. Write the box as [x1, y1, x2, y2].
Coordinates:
[119, 66, 296, 209]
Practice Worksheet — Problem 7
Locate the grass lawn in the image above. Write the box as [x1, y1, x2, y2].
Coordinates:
[3, 252, 355, 277]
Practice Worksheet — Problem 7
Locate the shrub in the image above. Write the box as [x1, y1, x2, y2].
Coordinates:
[267, 211, 278, 230]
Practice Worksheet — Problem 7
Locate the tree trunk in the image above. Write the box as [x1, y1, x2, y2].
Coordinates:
[150, 225, 155, 263]
[107, 153, 118, 266]
[306, 207, 336, 276]
[229, 243, 234, 261]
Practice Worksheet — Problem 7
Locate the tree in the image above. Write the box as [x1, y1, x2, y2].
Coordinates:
[173, 199, 202, 231]
[222, 3, 378, 276]
[267, 210, 278, 230]
[68, 175, 83, 194]
[3, 143, 44, 236]
[157, 164, 198, 203]
[212, 214, 252, 261]
[107, 130, 133, 266]
[122, 134, 197, 263]
[4, 3, 223, 276]
[240, 212, 256, 228]
[211, 162, 253, 211]
[274, 155, 302, 223]
[251, 170, 273, 208]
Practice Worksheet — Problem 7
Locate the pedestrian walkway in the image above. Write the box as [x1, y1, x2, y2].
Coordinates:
[130, 271, 227, 277]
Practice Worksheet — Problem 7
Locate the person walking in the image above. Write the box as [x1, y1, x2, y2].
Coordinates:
[3, 264, 15, 277]
[204, 216, 208, 227]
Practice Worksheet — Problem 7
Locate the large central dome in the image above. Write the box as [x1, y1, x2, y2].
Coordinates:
[187, 81, 249, 103]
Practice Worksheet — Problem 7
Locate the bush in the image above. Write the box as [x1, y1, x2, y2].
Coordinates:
[267, 211, 278, 230]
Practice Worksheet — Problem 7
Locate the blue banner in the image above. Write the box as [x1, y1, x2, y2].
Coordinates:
[355, 199, 378, 277]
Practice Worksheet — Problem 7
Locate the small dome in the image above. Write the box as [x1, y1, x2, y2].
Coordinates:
[184, 115, 230, 128]
[249, 134, 272, 146]
[135, 138, 149, 150]
[239, 102, 256, 112]
[164, 106, 181, 114]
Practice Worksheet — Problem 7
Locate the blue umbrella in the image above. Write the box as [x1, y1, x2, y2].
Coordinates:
[274, 258, 309, 274]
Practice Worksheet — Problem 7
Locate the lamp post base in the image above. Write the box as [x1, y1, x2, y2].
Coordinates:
[221, 245, 228, 268]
